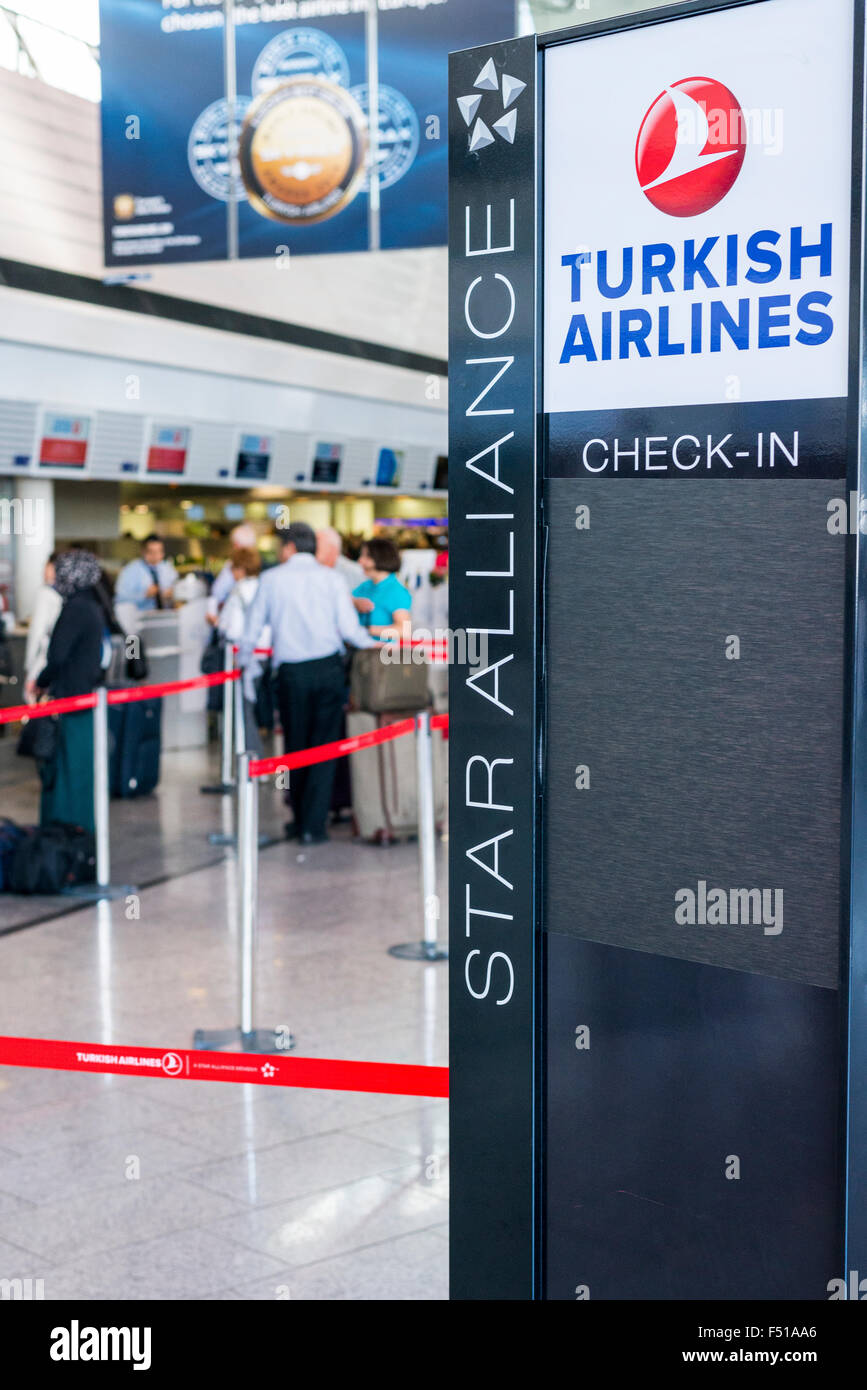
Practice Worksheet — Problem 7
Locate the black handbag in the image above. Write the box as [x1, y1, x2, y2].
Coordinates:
[125, 632, 148, 682]
[201, 631, 226, 713]
[200, 629, 224, 676]
[253, 659, 275, 730]
[17, 711, 58, 763]
[98, 584, 148, 683]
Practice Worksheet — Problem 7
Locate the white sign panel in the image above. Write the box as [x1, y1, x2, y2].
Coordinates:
[544, 0, 854, 413]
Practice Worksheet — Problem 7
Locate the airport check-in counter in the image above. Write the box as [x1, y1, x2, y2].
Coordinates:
[135, 602, 210, 751]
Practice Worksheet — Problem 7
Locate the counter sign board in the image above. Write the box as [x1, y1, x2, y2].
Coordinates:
[39, 413, 90, 469]
[449, 0, 867, 1301]
[236, 433, 271, 481]
[146, 425, 189, 475]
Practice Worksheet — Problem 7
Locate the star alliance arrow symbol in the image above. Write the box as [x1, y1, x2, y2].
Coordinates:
[457, 60, 527, 154]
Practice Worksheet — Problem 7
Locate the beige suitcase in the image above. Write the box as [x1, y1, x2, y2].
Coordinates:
[348, 709, 447, 843]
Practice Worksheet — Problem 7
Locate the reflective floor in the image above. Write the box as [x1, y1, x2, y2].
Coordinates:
[0, 739, 449, 1300]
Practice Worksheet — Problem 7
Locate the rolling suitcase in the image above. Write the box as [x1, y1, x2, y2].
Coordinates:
[109, 698, 162, 798]
[348, 709, 447, 843]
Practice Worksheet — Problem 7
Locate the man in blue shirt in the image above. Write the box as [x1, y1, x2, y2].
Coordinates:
[239, 522, 380, 844]
[115, 535, 178, 612]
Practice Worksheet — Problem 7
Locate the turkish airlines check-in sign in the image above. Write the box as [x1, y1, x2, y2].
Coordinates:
[544, 0, 853, 417]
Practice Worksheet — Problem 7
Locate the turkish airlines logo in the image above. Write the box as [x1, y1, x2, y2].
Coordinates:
[636, 77, 746, 217]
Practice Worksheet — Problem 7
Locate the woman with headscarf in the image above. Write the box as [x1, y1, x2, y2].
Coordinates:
[35, 549, 110, 832]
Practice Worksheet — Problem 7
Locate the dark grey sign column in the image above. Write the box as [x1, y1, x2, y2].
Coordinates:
[539, 0, 866, 1302]
[448, 34, 541, 1300]
[449, 0, 867, 1305]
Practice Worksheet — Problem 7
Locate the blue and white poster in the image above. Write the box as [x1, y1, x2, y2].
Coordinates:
[99, 0, 515, 265]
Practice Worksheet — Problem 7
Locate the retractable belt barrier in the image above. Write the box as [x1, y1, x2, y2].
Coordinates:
[0, 670, 239, 726]
[0, 1035, 449, 1099]
[199, 708, 451, 1054]
[201, 641, 448, 796]
[0, 668, 242, 898]
[0, 661, 450, 1093]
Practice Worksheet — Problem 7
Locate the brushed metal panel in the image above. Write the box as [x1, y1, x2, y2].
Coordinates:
[545, 477, 845, 988]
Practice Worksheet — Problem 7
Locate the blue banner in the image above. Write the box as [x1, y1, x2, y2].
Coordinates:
[100, 0, 515, 265]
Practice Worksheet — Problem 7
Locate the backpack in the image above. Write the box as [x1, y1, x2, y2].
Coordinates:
[0, 818, 29, 892]
[8, 823, 96, 895]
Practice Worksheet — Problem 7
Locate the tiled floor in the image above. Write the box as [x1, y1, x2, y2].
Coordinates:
[0, 739, 449, 1300]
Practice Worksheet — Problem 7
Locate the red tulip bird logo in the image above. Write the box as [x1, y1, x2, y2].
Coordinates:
[636, 77, 747, 217]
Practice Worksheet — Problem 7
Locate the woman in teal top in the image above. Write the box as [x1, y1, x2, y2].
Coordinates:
[352, 538, 412, 640]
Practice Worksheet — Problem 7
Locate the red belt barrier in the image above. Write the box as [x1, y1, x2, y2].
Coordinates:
[242, 643, 450, 661]
[0, 669, 239, 725]
[0, 1034, 448, 1099]
[0, 691, 98, 723]
[250, 716, 418, 779]
[106, 670, 239, 706]
[1, 674, 448, 770]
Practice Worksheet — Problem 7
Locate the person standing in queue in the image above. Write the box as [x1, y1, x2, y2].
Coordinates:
[352, 538, 412, 642]
[115, 534, 177, 612]
[316, 526, 364, 591]
[35, 550, 111, 833]
[315, 527, 362, 822]
[24, 551, 62, 703]
[217, 547, 271, 756]
[239, 522, 381, 845]
[207, 522, 259, 625]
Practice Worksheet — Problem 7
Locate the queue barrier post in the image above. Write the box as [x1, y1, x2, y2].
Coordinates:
[200, 642, 235, 795]
[234, 664, 246, 759]
[238, 750, 257, 1037]
[207, 666, 277, 850]
[206, 666, 246, 847]
[194, 751, 293, 1054]
[63, 686, 138, 903]
[388, 710, 448, 962]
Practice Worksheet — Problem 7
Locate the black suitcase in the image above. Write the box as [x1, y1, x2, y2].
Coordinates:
[109, 698, 162, 798]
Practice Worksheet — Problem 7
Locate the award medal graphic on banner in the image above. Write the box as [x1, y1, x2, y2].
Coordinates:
[239, 77, 367, 224]
[351, 83, 419, 191]
[188, 96, 252, 202]
[252, 26, 351, 94]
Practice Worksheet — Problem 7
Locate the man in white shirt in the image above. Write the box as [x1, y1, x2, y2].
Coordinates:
[316, 526, 363, 591]
[239, 522, 379, 844]
[115, 535, 177, 612]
